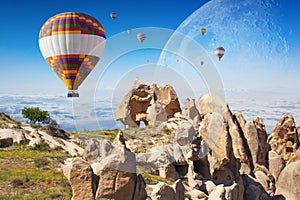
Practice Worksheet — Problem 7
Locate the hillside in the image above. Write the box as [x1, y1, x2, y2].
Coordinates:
[1, 89, 300, 200]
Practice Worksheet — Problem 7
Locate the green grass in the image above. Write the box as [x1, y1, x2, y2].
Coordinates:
[0, 144, 72, 199]
[73, 129, 120, 141]
[0, 186, 72, 200]
[141, 172, 174, 185]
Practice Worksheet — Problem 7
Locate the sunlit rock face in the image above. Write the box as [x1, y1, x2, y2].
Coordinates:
[115, 80, 181, 128]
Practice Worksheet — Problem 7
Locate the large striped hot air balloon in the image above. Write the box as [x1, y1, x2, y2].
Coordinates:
[38, 12, 106, 97]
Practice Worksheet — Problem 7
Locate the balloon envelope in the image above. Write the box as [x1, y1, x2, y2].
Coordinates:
[200, 28, 206, 35]
[38, 12, 106, 94]
[127, 29, 132, 34]
[110, 12, 117, 19]
[137, 32, 146, 43]
[214, 46, 225, 60]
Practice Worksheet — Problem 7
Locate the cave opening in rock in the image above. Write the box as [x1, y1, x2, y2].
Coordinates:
[174, 164, 188, 177]
[193, 159, 211, 179]
[139, 121, 146, 128]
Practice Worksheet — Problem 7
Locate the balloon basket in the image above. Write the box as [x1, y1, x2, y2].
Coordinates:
[67, 91, 79, 98]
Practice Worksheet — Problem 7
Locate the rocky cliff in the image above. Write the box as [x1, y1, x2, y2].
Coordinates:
[64, 82, 300, 200]
[1, 82, 300, 200]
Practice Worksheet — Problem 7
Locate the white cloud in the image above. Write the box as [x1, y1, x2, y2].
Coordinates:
[1, 90, 299, 133]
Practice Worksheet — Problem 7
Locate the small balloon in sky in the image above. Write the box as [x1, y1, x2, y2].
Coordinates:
[200, 28, 206, 35]
[127, 29, 132, 34]
[110, 12, 117, 20]
[201, 61, 204, 65]
[38, 12, 106, 97]
[214, 46, 225, 61]
[137, 32, 146, 43]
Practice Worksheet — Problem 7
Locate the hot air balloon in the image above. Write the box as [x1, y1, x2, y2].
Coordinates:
[137, 33, 146, 43]
[110, 12, 117, 20]
[39, 12, 106, 97]
[127, 29, 132, 34]
[214, 46, 225, 61]
[200, 28, 206, 35]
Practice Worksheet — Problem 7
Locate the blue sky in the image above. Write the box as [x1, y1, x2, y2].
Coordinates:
[0, 0, 299, 131]
[0, 0, 299, 95]
[0, 0, 209, 94]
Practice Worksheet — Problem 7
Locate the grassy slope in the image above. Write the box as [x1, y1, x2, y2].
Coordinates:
[0, 126, 178, 199]
[0, 143, 72, 200]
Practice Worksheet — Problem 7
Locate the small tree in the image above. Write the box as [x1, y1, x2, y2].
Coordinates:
[21, 107, 49, 124]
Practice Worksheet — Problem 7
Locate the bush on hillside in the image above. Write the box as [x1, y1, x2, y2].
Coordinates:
[22, 107, 49, 125]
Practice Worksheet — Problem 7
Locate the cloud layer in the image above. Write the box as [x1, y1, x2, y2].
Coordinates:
[0, 90, 299, 133]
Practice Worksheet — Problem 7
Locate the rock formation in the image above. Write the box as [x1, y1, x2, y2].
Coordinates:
[114, 83, 300, 200]
[275, 160, 300, 199]
[3, 82, 300, 199]
[268, 114, 299, 163]
[115, 80, 181, 128]
[64, 132, 148, 200]
[60, 85, 300, 199]
[0, 114, 83, 156]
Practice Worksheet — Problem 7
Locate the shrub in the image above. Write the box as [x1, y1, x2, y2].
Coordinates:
[31, 140, 52, 152]
[22, 107, 49, 124]
[34, 157, 49, 168]
[11, 178, 23, 188]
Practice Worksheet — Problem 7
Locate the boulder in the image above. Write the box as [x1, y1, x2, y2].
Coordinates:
[116, 80, 181, 128]
[63, 158, 95, 200]
[0, 129, 23, 144]
[146, 102, 167, 126]
[268, 150, 285, 181]
[203, 180, 216, 195]
[243, 121, 268, 166]
[253, 164, 275, 194]
[275, 160, 300, 200]
[150, 182, 176, 200]
[268, 114, 299, 162]
[287, 148, 300, 164]
[199, 112, 230, 165]
[196, 93, 226, 116]
[0, 137, 13, 148]
[225, 108, 252, 174]
[244, 184, 262, 200]
[224, 183, 243, 200]
[208, 184, 225, 200]
[182, 98, 201, 129]
[147, 145, 174, 170]
[234, 112, 246, 129]
[174, 119, 196, 146]
[96, 166, 137, 200]
[171, 180, 185, 200]
[133, 174, 148, 200]
[242, 174, 270, 200]
[159, 164, 180, 181]
[82, 137, 114, 162]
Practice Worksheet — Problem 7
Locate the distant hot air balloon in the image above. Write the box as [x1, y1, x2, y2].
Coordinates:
[137, 32, 146, 43]
[110, 12, 117, 20]
[214, 46, 225, 61]
[200, 28, 206, 35]
[127, 29, 132, 34]
[39, 12, 106, 97]
[201, 61, 204, 65]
